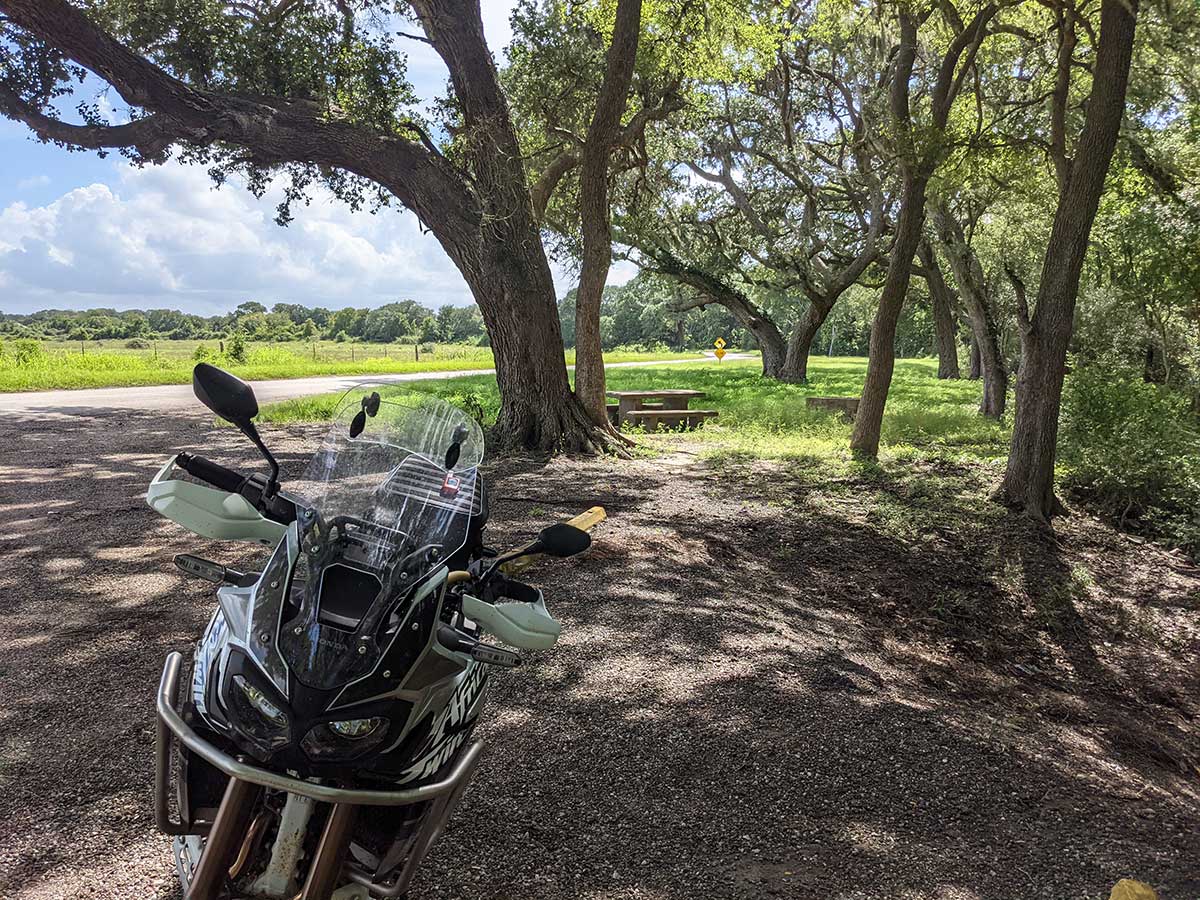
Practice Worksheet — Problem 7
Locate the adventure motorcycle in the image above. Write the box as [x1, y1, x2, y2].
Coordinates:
[148, 364, 591, 900]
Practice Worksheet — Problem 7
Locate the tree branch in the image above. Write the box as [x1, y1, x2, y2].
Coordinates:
[1004, 262, 1033, 333]
[531, 149, 580, 220]
[0, 0, 481, 250]
[533, 79, 683, 220]
[0, 85, 182, 160]
[931, 4, 1000, 129]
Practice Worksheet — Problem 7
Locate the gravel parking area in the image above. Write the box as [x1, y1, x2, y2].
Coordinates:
[0, 408, 1197, 899]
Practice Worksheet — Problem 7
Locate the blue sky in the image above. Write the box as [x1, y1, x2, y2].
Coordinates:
[0, 3, 633, 316]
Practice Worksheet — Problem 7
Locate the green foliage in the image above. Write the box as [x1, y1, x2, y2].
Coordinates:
[0, 339, 45, 366]
[360, 301, 436, 344]
[227, 331, 247, 363]
[558, 272, 750, 350]
[1060, 359, 1200, 553]
[61, 0, 421, 221]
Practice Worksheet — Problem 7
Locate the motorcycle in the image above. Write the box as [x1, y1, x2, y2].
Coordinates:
[147, 364, 591, 900]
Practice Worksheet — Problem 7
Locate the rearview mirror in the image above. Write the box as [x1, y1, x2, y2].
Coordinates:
[193, 363, 259, 425]
[192, 363, 280, 497]
[536, 523, 591, 558]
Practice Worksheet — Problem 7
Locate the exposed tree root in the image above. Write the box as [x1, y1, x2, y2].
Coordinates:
[492, 392, 634, 459]
[991, 484, 1070, 524]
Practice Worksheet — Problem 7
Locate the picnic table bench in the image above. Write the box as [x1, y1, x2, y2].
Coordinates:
[607, 389, 718, 432]
[806, 396, 859, 422]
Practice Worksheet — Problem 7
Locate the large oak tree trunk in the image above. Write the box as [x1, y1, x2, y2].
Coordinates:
[412, 0, 612, 451]
[931, 207, 1007, 417]
[918, 240, 961, 379]
[968, 337, 982, 379]
[750, 318, 788, 379]
[652, 255, 786, 378]
[574, 0, 642, 426]
[779, 300, 833, 383]
[999, 0, 1139, 519]
[851, 170, 930, 455]
[461, 241, 600, 451]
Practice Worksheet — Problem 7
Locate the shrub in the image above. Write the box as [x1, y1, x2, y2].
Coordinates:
[444, 389, 497, 426]
[227, 331, 247, 363]
[609, 341, 671, 355]
[193, 343, 216, 362]
[1060, 359, 1200, 554]
[125, 338, 152, 349]
[0, 338, 45, 366]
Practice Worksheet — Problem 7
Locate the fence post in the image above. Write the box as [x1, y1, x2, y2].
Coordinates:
[414, 342, 419, 362]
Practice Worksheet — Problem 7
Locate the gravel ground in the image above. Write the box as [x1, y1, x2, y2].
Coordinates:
[0, 409, 1197, 900]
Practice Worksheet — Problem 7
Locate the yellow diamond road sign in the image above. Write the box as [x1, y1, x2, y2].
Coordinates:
[714, 337, 727, 349]
[714, 348, 727, 360]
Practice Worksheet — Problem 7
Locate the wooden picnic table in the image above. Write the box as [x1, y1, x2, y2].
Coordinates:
[606, 389, 716, 431]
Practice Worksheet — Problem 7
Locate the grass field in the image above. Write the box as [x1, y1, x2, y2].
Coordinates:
[0, 338, 706, 391]
[258, 356, 1009, 466]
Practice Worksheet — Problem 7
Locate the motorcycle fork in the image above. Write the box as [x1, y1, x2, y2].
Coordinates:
[299, 803, 359, 900]
[188, 776, 263, 900]
[188, 786, 360, 900]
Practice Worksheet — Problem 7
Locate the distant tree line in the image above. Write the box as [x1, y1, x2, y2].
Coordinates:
[2, 272, 958, 359]
[0, 300, 488, 346]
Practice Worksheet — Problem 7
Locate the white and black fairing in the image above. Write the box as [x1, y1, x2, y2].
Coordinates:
[188, 388, 491, 785]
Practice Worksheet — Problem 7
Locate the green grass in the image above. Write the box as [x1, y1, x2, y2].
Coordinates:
[257, 356, 1010, 466]
[0, 338, 703, 391]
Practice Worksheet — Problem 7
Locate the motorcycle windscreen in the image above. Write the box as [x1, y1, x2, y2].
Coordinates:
[273, 387, 485, 690]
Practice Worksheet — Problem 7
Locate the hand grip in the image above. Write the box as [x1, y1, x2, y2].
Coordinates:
[176, 453, 246, 494]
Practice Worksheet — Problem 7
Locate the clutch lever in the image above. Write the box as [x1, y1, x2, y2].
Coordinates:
[436, 625, 522, 668]
[174, 554, 258, 587]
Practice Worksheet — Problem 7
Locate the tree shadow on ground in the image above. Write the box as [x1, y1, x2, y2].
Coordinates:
[423, 452, 1199, 899]
[0, 415, 1196, 900]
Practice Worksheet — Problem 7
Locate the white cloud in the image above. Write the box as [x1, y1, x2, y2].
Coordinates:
[0, 160, 639, 315]
[0, 161, 479, 314]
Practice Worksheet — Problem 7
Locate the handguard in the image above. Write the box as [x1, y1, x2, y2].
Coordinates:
[462, 584, 561, 650]
[146, 456, 286, 546]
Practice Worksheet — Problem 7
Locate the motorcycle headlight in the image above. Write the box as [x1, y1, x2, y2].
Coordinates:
[227, 674, 291, 752]
[302, 717, 390, 762]
[234, 675, 287, 726]
[330, 717, 385, 739]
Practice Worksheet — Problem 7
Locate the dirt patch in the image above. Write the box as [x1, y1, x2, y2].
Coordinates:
[0, 411, 1196, 899]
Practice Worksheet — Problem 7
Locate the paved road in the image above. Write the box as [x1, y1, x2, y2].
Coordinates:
[0, 354, 748, 416]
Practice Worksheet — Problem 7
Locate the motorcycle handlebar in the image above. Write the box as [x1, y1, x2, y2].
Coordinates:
[175, 452, 247, 494]
[176, 452, 298, 526]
